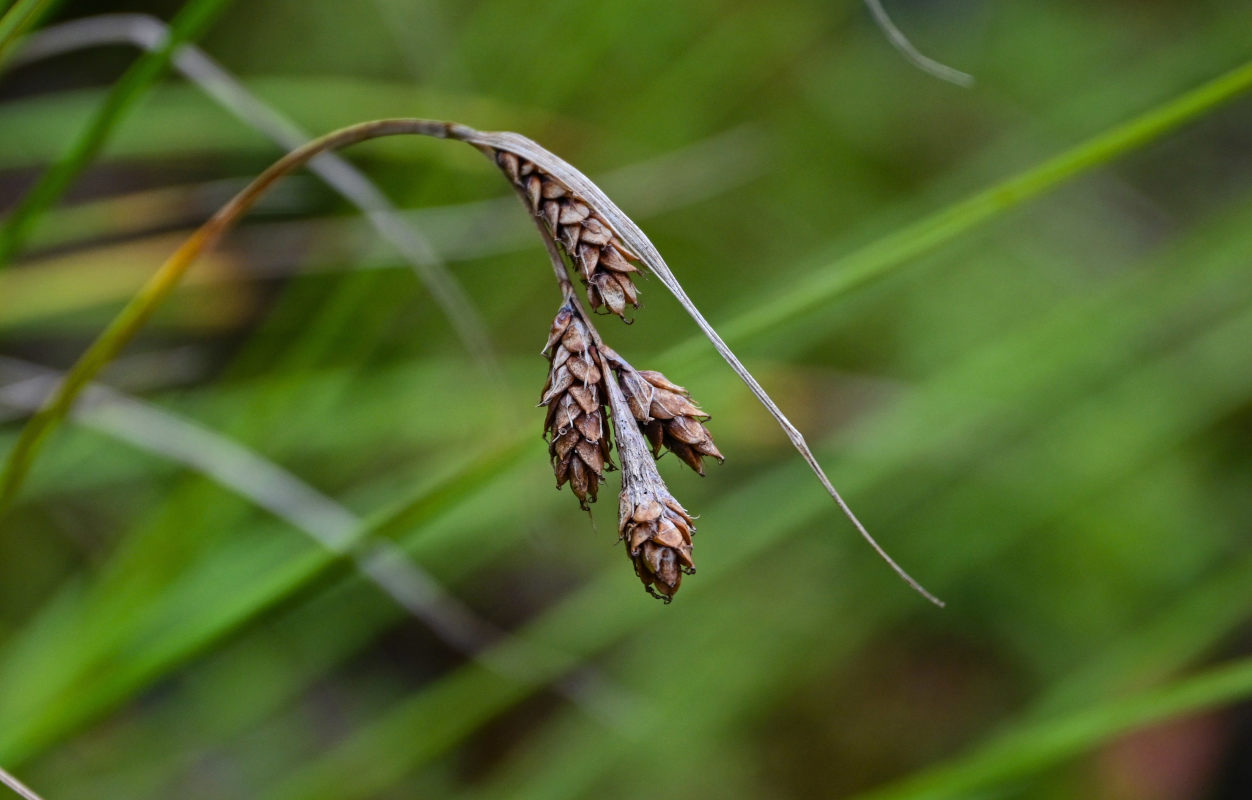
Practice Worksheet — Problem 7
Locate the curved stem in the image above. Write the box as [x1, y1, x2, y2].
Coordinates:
[863, 0, 973, 87]
[0, 118, 467, 509]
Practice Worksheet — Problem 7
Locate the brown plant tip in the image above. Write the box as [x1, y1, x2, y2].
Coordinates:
[619, 487, 696, 603]
[606, 355, 723, 476]
[541, 304, 614, 508]
[496, 150, 642, 321]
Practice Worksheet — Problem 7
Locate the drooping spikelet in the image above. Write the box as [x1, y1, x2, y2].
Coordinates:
[540, 305, 613, 508]
[605, 352, 723, 476]
[619, 484, 696, 602]
[496, 151, 641, 320]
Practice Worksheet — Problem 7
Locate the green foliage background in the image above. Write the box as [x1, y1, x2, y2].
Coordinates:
[2, 1, 1251, 797]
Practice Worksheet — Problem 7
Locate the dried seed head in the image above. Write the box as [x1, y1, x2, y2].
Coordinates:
[619, 485, 696, 602]
[496, 150, 642, 321]
[540, 305, 613, 508]
[476, 129, 936, 606]
[609, 359, 723, 476]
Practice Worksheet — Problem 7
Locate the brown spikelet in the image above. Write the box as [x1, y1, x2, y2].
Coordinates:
[602, 353, 723, 476]
[496, 151, 642, 321]
[618, 485, 696, 602]
[540, 305, 613, 508]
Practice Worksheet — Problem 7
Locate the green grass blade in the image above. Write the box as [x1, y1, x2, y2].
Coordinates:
[0, 0, 58, 64]
[0, 0, 237, 267]
[0, 439, 526, 767]
[675, 55, 1252, 358]
[852, 657, 1252, 800]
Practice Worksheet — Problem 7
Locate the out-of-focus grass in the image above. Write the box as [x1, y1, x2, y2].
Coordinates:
[2, 1, 1252, 798]
[0, 0, 58, 63]
[0, 0, 236, 265]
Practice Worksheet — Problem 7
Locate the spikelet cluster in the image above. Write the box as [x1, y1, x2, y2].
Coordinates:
[497, 151, 641, 319]
[619, 486, 696, 602]
[540, 306, 612, 508]
[505, 144, 723, 602]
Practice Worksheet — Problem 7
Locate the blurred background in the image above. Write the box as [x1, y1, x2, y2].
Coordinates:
[2, 1, 1251, 798]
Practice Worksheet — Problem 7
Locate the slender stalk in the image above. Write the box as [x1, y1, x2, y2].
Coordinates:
[852, 656, 1252, 800]
[0, 118, 464, 507]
